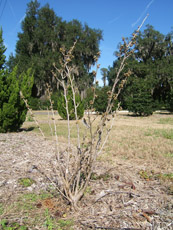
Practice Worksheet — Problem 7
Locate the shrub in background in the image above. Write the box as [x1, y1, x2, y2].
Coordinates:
[94, 86, 117, 113]
[0, 66, 33, 132]
[57, 87, 84, 120]
[28, 97, 41, 110]
[166, 89, 173, 112]
[125, 77, 154, 116]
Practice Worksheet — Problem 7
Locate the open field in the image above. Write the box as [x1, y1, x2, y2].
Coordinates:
[0, 111, 172, 229]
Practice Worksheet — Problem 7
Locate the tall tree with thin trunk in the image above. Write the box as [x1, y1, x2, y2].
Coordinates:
[100, 67, 108, 87]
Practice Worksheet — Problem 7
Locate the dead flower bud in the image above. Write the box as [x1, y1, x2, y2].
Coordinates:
[119, 83, 124, 89]
[97, 64, 100, 68]
[114, 95, 117, 100]
[90, 100, 94, 105]
[94, 55, 98, 61]
[107, 91, 111, 96]
[120, 45, 124, 50]
[121, 79, 126, 85]
[59, 47, 65, 53]
[92, 71, 96, 76]
[124, 70, 132, 78]
[96, 80, 99, 85]
[66, 57, 71, 62]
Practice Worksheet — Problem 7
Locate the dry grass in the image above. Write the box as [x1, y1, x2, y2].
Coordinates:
[23, 111, 173, 173]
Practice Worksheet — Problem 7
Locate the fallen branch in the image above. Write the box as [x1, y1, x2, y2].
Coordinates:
[94, 191, 140, 204]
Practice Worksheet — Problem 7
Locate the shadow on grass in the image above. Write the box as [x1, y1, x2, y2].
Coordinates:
[19, 127, 35, 132]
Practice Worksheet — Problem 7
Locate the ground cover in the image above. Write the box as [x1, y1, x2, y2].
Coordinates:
[0, 111, 172, 229]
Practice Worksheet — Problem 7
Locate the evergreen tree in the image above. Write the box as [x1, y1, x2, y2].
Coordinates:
[14, 0, 102, 97]
[0, 66, 34, 133]
[93, 86, 117, 113]
[125, 77, 155, 116]
[0, 28, 34, 132]
[100, 68, 108, 87]
[108, 24, 173, 113]
[0, 28, 6, 69]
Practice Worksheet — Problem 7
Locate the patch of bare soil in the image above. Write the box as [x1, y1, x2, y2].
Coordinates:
[0, 132, 172, 229]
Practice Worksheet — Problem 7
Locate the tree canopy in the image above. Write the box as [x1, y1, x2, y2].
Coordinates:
[107, 24, 173, 114]
[10, 0, 102, 97]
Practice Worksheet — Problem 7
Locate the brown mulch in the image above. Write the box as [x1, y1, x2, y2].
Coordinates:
[0, 132, 172, 230]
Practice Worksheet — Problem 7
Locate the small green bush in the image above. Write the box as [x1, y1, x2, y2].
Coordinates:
[28, 97, 41, 110]
[28, 97, 50, 110]
[125, 78, 155, 116]
[0, 67, 33, 132]
[57, 87, 84, 120]
[94, 86, 117, 113]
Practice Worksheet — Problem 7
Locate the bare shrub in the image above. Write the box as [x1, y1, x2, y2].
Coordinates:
[21, 15, 148, 208]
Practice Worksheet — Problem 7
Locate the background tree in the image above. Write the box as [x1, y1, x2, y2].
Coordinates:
[100, 67, 108, 87]
[57, 87, 84, 120]
[93, 86, 117, 113]
[0, 29, 34, 132]
[13, 0, 102, 98]
[108, 24, 173, 114]
[0, 28, 6, 69]
[124, 77, 155, 116]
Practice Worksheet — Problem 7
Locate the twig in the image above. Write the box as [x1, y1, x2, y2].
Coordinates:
[94, 191, 140, 204]
[20, 91, 45, 139]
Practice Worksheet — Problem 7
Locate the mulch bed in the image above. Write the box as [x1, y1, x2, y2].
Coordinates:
[0, 132, 172, 229]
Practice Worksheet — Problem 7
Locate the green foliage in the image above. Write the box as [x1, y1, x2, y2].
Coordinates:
[0, 28, 34, 133]
[0, 28, 6, 69]
[145, 128, 173, 140]
[83, 88, 94, 109]
[18, 178, 35, 187]
[0, 66, 34, 133]
[28, 97, 50, 110]
[167, 89, 173, 112]
[14, 0, 102, 96]
[125, 77, 155, 116]
[94, 86, 117, 113]
[100, 68, 108, 87]
[44, 209, 54, 230]
[0, 219, 28, 230]
[57, 87, 84, 120]
[108, 24, 173, 114]
[58, 219, 74, 230]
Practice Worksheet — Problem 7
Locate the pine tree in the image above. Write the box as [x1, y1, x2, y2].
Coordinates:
[125, 77, 154, 116]
[0, 28, 34, 132]
[0, 28, 6, 69]
[0, 66, 34, 133]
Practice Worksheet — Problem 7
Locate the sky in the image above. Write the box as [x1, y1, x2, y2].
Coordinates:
[0, 0, 173, 85]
